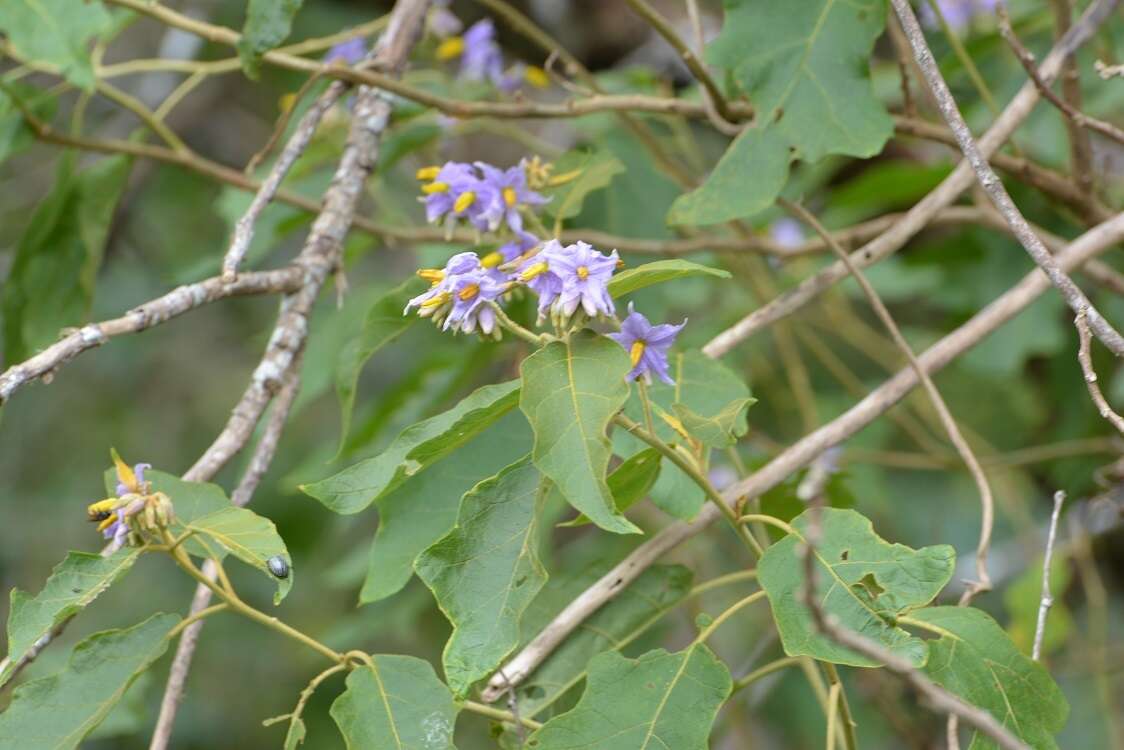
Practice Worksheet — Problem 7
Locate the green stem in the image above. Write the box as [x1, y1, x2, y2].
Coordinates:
[695, 590, 767, 643]
[462, 700, 543, 731]
[823, 662, 858, 750]
[490, 302, 545, 346]
[826, 680, 842, 750]
[689, 569, 757, 598]
[731, 656, 801, 693]
[737, 513, 796, 536]
[168, 603, 229, 639]
[636, 378, 658, 437]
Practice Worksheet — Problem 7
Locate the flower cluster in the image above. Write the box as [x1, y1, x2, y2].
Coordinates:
[434, 18, 549, 92]
[87, 452, 174, 551]
[417, 159, 548, 234]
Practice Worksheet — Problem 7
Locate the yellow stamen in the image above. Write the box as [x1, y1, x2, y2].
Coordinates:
[481, 251, 503, 269]
[416, 165, 441, 181]
[577, 266, 589, 281]
[88, 498, 118, 515]
[110, 448, 138, 494]
[96, 515, 117, 532]
[523, 66, 550, 88]
[502, 187, 518, 207]
[453, 191, 476, 213]
[420, 292, 451, 309]
[278, 92, 297, 114]
[458, 283, 479, 301]
[519, 261, 549, 281]
[421, 181, 449, 195]
[435, 36, 465, 61]
[629, 340, 646, 367]
[546, 168, 583, 187]
[416, 268, 444, 284]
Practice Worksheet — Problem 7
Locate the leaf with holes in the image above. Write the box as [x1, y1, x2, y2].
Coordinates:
[303, 380, 520, 514]
[2, 547, 142, 685]
[669, 0, 892, 224]
[520, 330, 638, 534]
[905, 606, 1069, 750]
[608, 259, 730, 299]
[330, 655, 458, 750]
[0, 613, 179, 750]
[528, 646, 731, 749]
[186, 506, 292, 604]
[416, 457, 547, 695]
[758, 508, 955, 667]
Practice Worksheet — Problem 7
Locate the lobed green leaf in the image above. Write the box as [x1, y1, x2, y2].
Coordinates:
[185, 506, 293, 604]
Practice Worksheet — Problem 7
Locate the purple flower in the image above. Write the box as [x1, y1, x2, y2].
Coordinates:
[517, 239, 568, 317]
[460, 19, 505, 86]
[324, 38, 366, 66]
[920, 0, 998, 30]
[770, 218, 804, 249]
[549, 241, 618, 319]
[475, 162, 548, 232]
[428, 4, 463, 38]
[608, 303, 687, 385]
[443, 267, 505, 334]
[421, 162, 493, 229]
[405, 251, 481, 317]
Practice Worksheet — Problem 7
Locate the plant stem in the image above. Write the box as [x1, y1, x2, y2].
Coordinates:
[637, 379, 658, 437]
[168, 603, 228, 639]
[823, 662, 858, 750]
[731, 655, 801, 693]
[462, 700, 543, 731]
[490, 303, 545, 346]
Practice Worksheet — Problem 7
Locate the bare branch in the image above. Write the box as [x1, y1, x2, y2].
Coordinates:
[1076, 310, 1124, 435]
[484, 210, 1124, 699]
[1033, 491, 1067, 661]
[890, 0, 1124, 358]
[701, 0, 1120, 359]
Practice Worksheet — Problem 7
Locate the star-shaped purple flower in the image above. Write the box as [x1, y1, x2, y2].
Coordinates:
[460, 19, 504, 86]
[324, 38, 367, 66]
[475, 162, 548, 233]
[422, 162, 482, 225]
[609, 303, 687, 385]
[442, 267, 505, 334]
[549, 241, 617, 318]
[517, 239, 568, 318]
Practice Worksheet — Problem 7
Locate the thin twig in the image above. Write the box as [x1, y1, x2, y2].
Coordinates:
[1076, 310, 1124, 435]
[483, 210, 1124, 698]
[1045, 0, 1096, 196]
[891, 0, 1124, 358]
[1033, 491, 1066, 661]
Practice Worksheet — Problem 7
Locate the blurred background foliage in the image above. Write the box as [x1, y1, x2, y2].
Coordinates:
[0, 0, 1122, 747]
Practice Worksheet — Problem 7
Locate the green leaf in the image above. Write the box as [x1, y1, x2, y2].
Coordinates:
[608, 259, 731, 299]
[669, 0, 892, 225]
[237, 0, 304, 78]
[303, 380, 521, 514]
[361, 411, 533, 604]
[0, 0, 112, 91]
[758, 508, 955, 667]
[416, 457, 548, 695]
[649, 460, 705, 520]
[520, 330, 639, 534]
[0, 87, 55, 166]
[516, 564, 692, 717]
[2, 547, 141, 685]
[541, 150, 626, 221]
[284, 717, 306, 750]
[330, 655, 458, 750]
[0, 613, 180, 750]
[185, 507, 293, 604]
[906, 606, 1069, 750]
[561, 448, 662, 527]
[335, 280, 423, 454]
[528, 646, 731, 749]
[672, 397, 755, 447]
[2, 154, 131, 363]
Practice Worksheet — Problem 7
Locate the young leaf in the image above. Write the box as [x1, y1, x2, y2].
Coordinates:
[330, 655, 458, 750]
[669, 0, 892, 224]
[237, 0, 304, 78]
[541, 149, 625, 221]
[185, 507, 293, 604]
[335, 279, 424, 453]
[2, 548, 142, 685]
[303, 380, 520, 514]
[361, 411, 532, 604]
[906, 606, 1069, 750]
[516, 564, 693, 718]
[415, 457, 548, 695]
[757, 508, 955, 667]
[672, 397, 755, 448]
[2, 154, 131, 363]
[0, 613, 180, 750]
[607, 259, 731, 299]
[0, 0, 111, 91]
[528, 646, 731, 749]
[520, 331, 639, 534]
[284, 718, 306, 750]
[561, 447, 662, 527]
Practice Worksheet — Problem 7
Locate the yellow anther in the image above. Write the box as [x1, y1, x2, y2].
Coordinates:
[577, 266, 589, 281]
[629, 340, 646, 368]
[503, 187, 518, 207]
[458, 283, 480, 301]
[523, 155, 554, 189]
[453, 191, 476, 213]
[435, 36, 465, 61]
[420, 292, 451, 309]
[546, 168, 583, 187]
[481, 251, 504, 269]
[88, 498, 118, 515]
[416, 268, 445, 284]
[523, 66, 550, 88]
[96, 515, 117, 532]
[416, 166, 441, 181]
[278, 92, 297, 114]
[110, 448, 138, 494]
[519, 261, 549, 281]
[421, 181, 449, 195]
